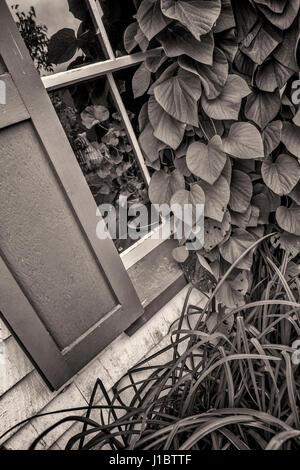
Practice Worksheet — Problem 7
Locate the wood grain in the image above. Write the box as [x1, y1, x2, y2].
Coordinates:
[0, 336, 34, 397]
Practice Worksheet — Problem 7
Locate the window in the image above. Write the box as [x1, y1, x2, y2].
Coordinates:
[0, 0, 186, 391]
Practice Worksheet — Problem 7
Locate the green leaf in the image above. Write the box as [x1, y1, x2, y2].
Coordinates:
[201, 74, 251, 120]
[281, 123, 300, 158]
[81, 105, 109, 129]
[276, 204, 300, 236]
[136, 0, 170, 40]
[179, 47, 228, 100]
[161, 0, 221, 40]
[219, 228, 256, 270]
[216, 280, 245, 308]
[229, 170, 253, 213]
[148, 169, 185, 205]
[223, 122, 264, 159]
[158, 28, 214, 64]
[256, 0, 300, 30]
[200, 176, 230, 222]
[245, 89, 281, 130]
[139, 122, 165, 162]
[186, 136, 227, 184]
[154, 69, 201, 126]
[261, 154, 300, 195]
[148, 96, 186, 149]
[48, 28, 78, 65]
[132, 63, 151, 98]
[262, 120, 283, 155]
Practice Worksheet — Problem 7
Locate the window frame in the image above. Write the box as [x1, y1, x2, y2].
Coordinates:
[0, 0, 187, 391]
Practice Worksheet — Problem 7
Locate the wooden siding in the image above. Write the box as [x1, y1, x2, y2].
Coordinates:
[0, 287, 206, 450]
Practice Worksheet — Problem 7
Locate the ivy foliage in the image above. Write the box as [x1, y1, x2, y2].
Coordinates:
[124, 0, 300, 308]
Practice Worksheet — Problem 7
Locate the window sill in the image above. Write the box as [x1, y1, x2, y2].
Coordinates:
[126, 239, 187, 336]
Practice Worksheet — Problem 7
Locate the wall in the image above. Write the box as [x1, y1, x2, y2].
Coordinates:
[0, 287, 205, 450]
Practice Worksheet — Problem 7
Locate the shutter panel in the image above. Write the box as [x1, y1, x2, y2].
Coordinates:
[0, 3, 143, 390]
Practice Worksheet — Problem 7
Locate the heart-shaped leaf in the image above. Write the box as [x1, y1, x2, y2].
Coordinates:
[170, 184, 205, 224]
[273, 22, 299, 72]
[81, 105, 109, 129]
[174, 156, 191, 177]
[254, 0, 286, 14]
[223, 122, 264, 159]
[201, 74, 251, 120]
[132, 63, 151, 98]
[229, 170, 253, 213]
[186, 136, 227, 184]
[154, 69, 201, 126]
[255, 59, 294, 92]
[262, 154, 300, 195]
[148, 96, 186, 149]
[158, 28, 214, 64]
[179, 48, 228, 100]
[139, 122, 165, 162]
[48, 28, 78, 65]
[276, 204, 300, 236]
[124, 22, 138, 53]
[136, 0, 171, 40]
[281, 123, 300, 158]
[219, 228, 256, 270]
[200, 176, 230, 222]
[245, 89, 281, 129]
[271, 231, 300, 258]
[289, 182, 300, 205]
[161, 0, 221, 40]
[252, 193, 271, 224]
[216, 280, 246, 308]
[262, 120, 283, 155]
[204, 211, 231, 251]
[256, 0, 300, 30]
[241, 23, 282, 65]
[214, 0, 236, 33]
[149, 169, 185, 205]
[172, 246, 189, 263]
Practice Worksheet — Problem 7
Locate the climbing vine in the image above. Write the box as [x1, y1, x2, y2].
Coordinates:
[124, 0, 300, 307]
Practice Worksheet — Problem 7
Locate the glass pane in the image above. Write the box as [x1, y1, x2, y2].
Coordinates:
[99, 0, 139, 57]
[49, 77, 150, 253]
[7, 0, 105, 76]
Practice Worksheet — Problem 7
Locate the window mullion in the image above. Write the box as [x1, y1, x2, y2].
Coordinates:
[87, 0, 151, 185]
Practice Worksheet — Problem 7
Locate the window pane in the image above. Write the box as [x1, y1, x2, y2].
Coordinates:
[99, 0, 138, 57]
[7, 0, 105, 76]
[49, 77, 150, 252]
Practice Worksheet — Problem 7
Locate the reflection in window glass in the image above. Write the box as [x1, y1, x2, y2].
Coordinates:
[49, 77, 149, 252]
[7, 0, 105, 76]
[99, 0, 138, 56]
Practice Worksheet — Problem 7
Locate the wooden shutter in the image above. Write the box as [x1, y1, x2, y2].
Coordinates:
[0, 2, 143, 391]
